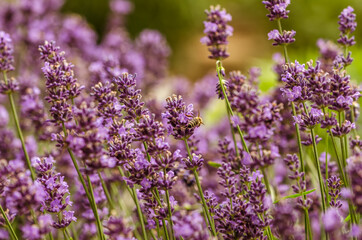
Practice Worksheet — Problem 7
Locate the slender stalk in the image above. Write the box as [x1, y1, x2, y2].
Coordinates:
[144, 139, 175, 239]
[277, 20, 290, 63]
[301, 103, 327, 213]
[277, 18, 311, 239]
[48, 232, 54, 240]
[304, 208, 313, 240]
[0, 204, 18, 240]
[225, 99, 240, 157]
[86, 175, 105, 240]
[70, 223, 78, 240]
[97, 170, 116, 211]
[165, 184, 175, 239]
[162, 219, 170, 240]
[117, 167, 136, 201]
[117, 166, 148, 240]
[261, 167, 271, 196]
[322, 109, 331, 205]
[3, 72, 36, 180]
[183, 138, 217, 236]
[62, 229, 69, 240]
[310, 129, 327, 213]
[215, 61, 250, 154]
[61, 123, 105, 240]
[131, 187, 148, 240]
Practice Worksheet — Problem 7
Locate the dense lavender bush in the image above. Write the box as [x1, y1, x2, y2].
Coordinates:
[0, 0, 361, 239]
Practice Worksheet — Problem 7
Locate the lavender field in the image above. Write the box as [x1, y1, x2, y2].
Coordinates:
[0, 0, 361, 239]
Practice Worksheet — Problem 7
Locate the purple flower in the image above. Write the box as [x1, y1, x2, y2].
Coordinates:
[39, 41, 84, 123]
[338, 6, 357, 46]
[327, 175, 342, 208]
[103, 216, 133, 239]
[0, 31, 14, 72]
[280, 86, 301, 102]
[268, 29, 296, 46]
[331, 120, 355, 137]
[262, 0, 290, 21]
[322, 208, 342, 232]
[0, 105, 9, 127]
[201, 5, 233, 59]
[162, 94, 197, 139]
[33, 155, 76, 228]
[183, 153, 204, 171]
[136, 30, 170, 84]
[53, 210, 77, 229]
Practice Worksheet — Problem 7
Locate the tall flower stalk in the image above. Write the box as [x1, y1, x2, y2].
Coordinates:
[262, 0, 313, 238]
[38, 41, 105, 240]
[0, 204, 18, 240]
[0, 31, 35, 180]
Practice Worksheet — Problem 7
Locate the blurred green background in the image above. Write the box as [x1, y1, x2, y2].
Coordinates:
[62, 0, 362, 88]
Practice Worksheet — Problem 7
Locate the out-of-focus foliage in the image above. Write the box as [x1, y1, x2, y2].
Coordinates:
[63, 0, 362, 83]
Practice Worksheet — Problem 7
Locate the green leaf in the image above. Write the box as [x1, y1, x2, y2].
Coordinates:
[208, 161, 221, 168]
[344, 214, 350, 222]
[273, 189, 316, 204]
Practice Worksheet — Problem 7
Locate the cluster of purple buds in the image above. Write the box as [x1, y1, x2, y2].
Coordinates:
[262, 0, 290, 21]
[135, 29, 170, 87]
[32, 156, 76, 228]
[283, 154, 311, 208]
[200, 5, 233, 60]
[0, 31, 14, 72]
[338, 6, 357, 47]
[39, 40, 84, 123]
[0, 31, 18, 95]
[162, 94, 199, 140]
[331, 120, 355, 137]
[268, 29, 296, 46]
[293, 107, 323, 129]
[70, 101, 116, 170]
[0, 159, 45, 215]
[327, 175, 342, 208]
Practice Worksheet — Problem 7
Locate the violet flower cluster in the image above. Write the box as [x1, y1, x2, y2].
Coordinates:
[0, 0, 362, 239]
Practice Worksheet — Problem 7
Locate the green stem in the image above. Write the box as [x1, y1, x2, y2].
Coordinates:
[131, 187, 148, 240]
[278, 14, 310, 236]
[97, 170, 116, 211]
[165, 187, 175, 239]
[261, 167, 271, 196]
[322, 109, 330, 205]
[301, 103, 326, 213]
[304, 208, 313, 240]
[0, 204, 18, 240]
[225, 99, 240, 157]
[86, 175, 105, 240]
[277, 19, 290, 63]
[70, 223, 78, 240]
[117, 166, 148, 240]
[291, 102, 308, 187]
[61, 123, 104, 240]
[162, 219, 170, 240]
[215, 61, 250, 154]
[3, 71, 36, 180]
[117, 167, 138, 201]
[183, 138, 217, 236]
[310, 129, 327, 213]
[48, 232, 54, 240]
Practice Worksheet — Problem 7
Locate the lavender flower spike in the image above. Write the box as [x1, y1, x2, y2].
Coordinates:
[268, 29, 296, 46]
[338, 6, 357, 46]
[262, 0, 291, 21]
[0, 31, 14, 72]
[201, 5, 233, 60]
